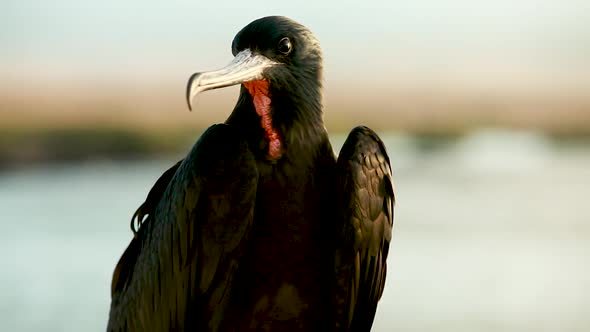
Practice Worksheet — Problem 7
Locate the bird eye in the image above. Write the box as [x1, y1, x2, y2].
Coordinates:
[277, 37, 292, 55]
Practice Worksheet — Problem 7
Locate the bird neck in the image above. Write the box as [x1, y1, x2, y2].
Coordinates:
[226, 85, 330, 165]
[243, 80, 282, 159]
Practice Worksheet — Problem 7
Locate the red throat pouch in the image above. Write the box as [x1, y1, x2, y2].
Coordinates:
[243, 81, 282, 159]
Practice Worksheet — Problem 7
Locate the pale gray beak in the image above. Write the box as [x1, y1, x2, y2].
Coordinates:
[186, 49, 278, 110]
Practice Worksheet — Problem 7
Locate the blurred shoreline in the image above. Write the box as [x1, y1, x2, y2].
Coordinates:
[2, 80, 589, 169]
[1, 125, 589, 171]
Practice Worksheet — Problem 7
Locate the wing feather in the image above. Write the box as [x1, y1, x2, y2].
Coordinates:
[334, 126, 395, 332]
[108, 124, 258, 331]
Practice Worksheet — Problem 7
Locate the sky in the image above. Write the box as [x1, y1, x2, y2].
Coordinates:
[2, 0, 589, 85]
[1, 0, 589, 134]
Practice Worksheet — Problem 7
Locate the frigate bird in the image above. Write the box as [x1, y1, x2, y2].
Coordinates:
[108, 15, 394, 332]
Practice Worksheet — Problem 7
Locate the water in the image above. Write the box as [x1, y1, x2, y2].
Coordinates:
[1, 131, 589, 331]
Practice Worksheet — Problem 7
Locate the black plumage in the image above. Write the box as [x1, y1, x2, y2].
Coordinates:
[108, 16, 394, 332]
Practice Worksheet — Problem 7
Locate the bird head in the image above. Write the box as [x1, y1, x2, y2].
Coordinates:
[186, 16, 325, 160]
[186, 16, 322, 109]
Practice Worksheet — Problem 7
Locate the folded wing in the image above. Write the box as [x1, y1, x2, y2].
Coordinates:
[334, 126, 395, 332]
[108, 124, 258, 331]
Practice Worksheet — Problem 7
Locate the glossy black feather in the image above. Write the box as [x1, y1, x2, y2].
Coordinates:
[334, 126, 395, 332]
[129, 160, 183, 238]
[107, 16, 394, 332]
[108, 124, 258, 331]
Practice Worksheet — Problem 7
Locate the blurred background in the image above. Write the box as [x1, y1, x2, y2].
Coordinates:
[1, 0, 589, 331]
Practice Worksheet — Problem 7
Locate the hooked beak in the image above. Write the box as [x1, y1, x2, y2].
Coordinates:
[186, 49, 278, 110]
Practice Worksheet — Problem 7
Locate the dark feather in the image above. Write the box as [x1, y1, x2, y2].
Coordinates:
[108, 124, 258, 331]
[107, 16, 395, 332]
[130, 160, 183, 238]
[334, 126, 395, 332]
